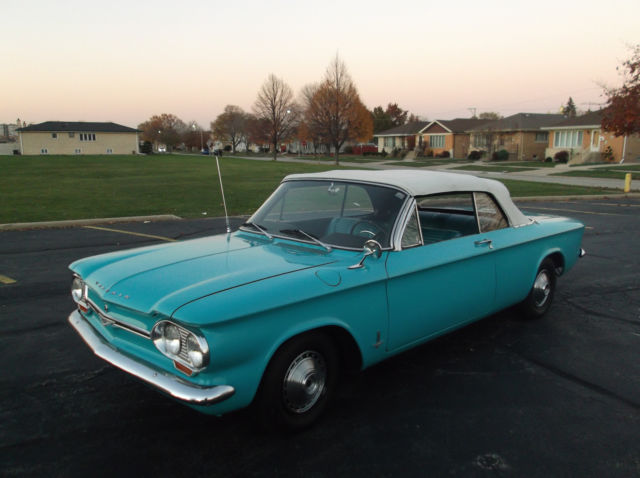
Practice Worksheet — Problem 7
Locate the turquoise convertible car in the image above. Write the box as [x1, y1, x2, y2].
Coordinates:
[69, 170, 585, 429]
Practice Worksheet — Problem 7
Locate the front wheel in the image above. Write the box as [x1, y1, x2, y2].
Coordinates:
[256, 332, 338, 431]
[520, 258, 557, 319]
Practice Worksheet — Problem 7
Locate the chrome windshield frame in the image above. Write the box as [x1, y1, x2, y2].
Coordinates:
[243, 179, 413, 252]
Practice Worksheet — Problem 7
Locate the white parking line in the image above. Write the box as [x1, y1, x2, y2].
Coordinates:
[0, 274, 17, 284]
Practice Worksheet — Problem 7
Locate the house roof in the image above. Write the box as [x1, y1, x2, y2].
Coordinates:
[374, 121, 429, 137]
[427, 118, 494, 134]
[284, 169, 530, 227]
[17, 121, 140, 133]
[467, 113, 567, 133]
[541, 110, 603, 130]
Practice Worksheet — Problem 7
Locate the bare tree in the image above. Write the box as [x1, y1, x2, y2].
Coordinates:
[253, 74, 299, 160]
[211, 105, 249, 154]
[305, 55, 373, 164]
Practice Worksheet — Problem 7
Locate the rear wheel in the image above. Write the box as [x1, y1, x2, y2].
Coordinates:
[520, 258, 556, 319]
[256, 332, 338, 431]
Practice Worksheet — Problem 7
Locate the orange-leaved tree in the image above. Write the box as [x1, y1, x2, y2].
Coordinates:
[304, 55, 373, 165]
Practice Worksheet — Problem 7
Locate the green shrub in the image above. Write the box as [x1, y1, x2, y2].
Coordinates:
[467, 150, 482, 160]
[492, 149, 509, 161]
[554, 150, 569, 163]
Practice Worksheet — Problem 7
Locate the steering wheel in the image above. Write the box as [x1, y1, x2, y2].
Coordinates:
[350, 220, 384, 239]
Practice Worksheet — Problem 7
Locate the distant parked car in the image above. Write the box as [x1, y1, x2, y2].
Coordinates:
[353, 143, 378, 155]
[68, 170, 585, 430]
[201, 148, 210, 155]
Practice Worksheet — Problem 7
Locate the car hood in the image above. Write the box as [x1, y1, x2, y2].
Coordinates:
[70, 233, 335, 316]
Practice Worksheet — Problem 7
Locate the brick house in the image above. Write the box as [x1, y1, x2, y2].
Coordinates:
[18, 121, 140, 155]
[419, 118, 492, 158]
[541, 110, 640, 164]
[374, 121, 429, 153]
[467, 113, 566, 161]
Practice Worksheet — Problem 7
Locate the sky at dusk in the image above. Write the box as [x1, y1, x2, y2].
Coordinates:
[3, 0, 639, 129]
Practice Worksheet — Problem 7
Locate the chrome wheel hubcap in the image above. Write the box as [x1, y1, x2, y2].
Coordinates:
[533, 270, 551, 307]
[283, 351, 326, 414]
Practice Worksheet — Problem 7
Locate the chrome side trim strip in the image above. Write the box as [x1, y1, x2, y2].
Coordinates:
[68, 311, 235, 406]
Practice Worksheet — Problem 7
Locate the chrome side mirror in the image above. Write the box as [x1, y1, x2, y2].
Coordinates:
[349, 240, 382, 269]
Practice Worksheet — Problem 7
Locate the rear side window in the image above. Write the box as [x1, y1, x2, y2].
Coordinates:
[474, 192, 509, 232]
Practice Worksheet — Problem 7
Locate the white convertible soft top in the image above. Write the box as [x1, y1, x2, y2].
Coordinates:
[284, 169, 531, 227]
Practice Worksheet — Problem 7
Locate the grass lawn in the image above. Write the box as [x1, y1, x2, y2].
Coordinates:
[0, 155, 620, 224]
[0, 155, 359, 223]
[499, 179, 616, 197]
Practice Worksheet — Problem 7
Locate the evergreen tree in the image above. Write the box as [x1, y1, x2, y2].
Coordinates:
[563, 97, 577, 117]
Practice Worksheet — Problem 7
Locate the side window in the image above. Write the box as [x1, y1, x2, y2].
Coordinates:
[474, 192, 509, 232]
[401, 208, 422, 248]
[416, 193, 478, 244]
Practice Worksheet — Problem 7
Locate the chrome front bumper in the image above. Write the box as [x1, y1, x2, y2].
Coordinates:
[68, 310, 235, 405]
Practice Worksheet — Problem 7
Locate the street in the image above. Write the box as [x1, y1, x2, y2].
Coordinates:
[1, 198, 639, 477]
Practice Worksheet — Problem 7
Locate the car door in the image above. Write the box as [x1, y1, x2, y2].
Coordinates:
[385, 193, 496, 352]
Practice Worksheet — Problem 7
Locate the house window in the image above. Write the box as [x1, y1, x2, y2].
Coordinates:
[535, 132, 549, 143]
[554, 130, 583, 148]
[384, 137, 394, 148]
[69, 132, 75, 138]
[429, 135, 445, 148]
[80, 133, 96, 142]
[473, 134, 490, 148]
[51, 133, 57, 139]
[75, 149, 82, 154]
[41, 148, 48, 154]
[106, 148, 113, 154]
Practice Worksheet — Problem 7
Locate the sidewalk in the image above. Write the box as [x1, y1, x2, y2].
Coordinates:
[252, 155, 637, 192]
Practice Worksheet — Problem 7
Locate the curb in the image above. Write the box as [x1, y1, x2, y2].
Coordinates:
[0, 215, 182, 231]
[513, 192, 640, 202]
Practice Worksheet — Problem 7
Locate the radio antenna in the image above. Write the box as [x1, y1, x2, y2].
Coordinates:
[215, 155, 231, 234]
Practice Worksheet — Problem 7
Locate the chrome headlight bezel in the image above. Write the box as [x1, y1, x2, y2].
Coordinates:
[71, 276, 87, 306]
[151, 320, 210, 373]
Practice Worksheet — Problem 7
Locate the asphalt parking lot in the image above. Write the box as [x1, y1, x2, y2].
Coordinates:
[1, 198, 639, 477]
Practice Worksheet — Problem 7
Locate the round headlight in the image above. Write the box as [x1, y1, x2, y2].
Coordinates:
[186, 335, 204, 368]
[164, 323, 181, 355]
[151, 320, 209, 372]
[71, 277, 85, 303]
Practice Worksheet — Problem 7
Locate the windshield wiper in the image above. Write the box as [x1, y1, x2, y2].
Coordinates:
[279, 228, 332, 252]
[241, 222, 273, 240]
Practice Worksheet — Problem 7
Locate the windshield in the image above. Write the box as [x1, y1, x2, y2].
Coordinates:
[245, 180, 407, 249]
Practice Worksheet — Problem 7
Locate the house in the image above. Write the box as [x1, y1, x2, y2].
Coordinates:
[374, 121, 429, 153]
[17, 121, 141, 155]
[541, 110, 640, 164]
[374, 119, 492, 158]
[466, 113, 566, 161]
[419, 118, 493, 158]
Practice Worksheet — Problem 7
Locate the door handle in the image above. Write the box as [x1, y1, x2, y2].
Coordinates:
[474, 239, 493, 249]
